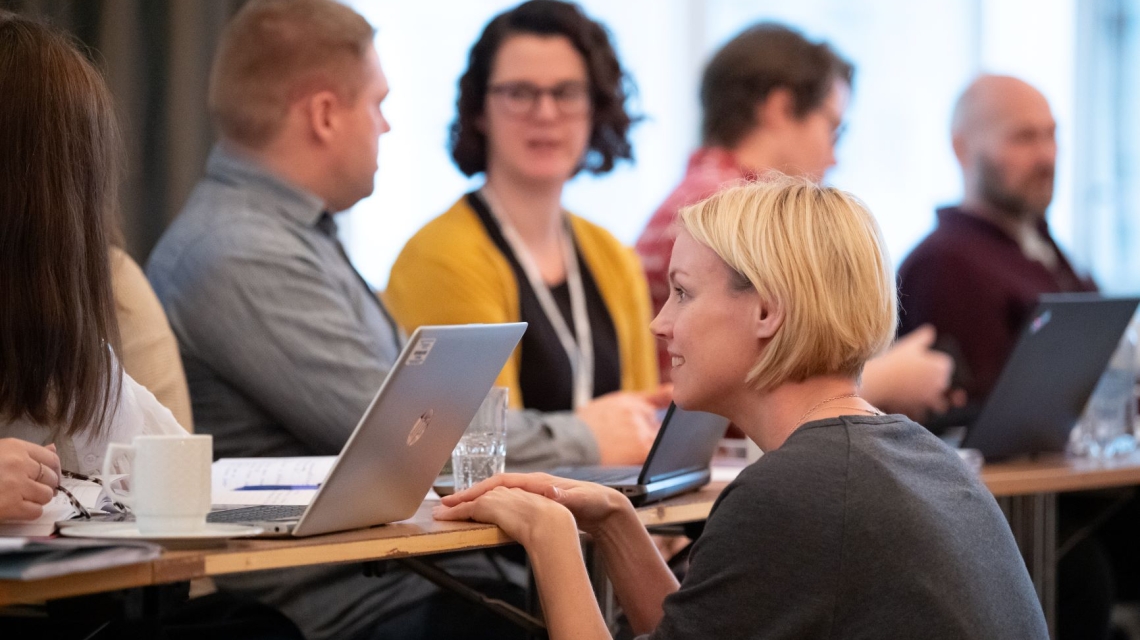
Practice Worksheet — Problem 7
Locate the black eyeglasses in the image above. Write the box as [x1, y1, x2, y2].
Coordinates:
[487, 81, 591, 117]
[60, 469, 130, 517]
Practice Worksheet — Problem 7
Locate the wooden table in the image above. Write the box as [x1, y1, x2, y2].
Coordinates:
[981, 450, 1140, 637]
[0, 483, 725, 607]
[6, 453, 1140, 635]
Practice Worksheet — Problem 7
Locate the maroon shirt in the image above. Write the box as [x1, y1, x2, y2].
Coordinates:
[897, 206, 1097, 401]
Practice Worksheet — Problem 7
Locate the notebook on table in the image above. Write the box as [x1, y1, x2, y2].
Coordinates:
[207, 323, 526, 537]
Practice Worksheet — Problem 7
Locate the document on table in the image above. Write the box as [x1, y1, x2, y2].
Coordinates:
[212, 457, 336, 506]
[711, 465, 745, 483]
[0, 476, 117, 537]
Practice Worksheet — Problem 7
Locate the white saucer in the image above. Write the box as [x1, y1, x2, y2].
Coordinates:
[59, 521, 263, 542]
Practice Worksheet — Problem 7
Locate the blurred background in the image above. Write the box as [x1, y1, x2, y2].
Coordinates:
[5, 0, 1140, 292]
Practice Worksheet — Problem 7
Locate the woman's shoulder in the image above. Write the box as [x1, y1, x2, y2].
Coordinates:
[567, 213, 629, 252]
[392, 196, 504, 278]
[710, 436, 851, 529]
[567, 213, 644, 281]
[403, 196, 489, 253]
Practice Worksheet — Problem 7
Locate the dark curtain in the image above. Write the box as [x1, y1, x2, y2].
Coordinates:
[1, 0, 246, 262]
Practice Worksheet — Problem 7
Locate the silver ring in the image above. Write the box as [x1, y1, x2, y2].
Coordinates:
[35, 463, 44, 483]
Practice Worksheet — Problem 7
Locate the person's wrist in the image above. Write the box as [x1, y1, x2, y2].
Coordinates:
[594, 492, 639, 544]
[524, 501, 579, 553]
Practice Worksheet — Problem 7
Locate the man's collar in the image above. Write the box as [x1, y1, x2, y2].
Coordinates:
[685, 146, 762, 183]
[938, 205, 1053, 242]
[206, 143, 326, 228]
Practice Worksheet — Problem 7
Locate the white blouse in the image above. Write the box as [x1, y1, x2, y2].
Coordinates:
[1, 357, 187, 476]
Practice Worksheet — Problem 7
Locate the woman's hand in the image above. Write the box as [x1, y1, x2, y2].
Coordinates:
[434, 483, 578, 550]
[861, 325, 956, 419]
[577, 389, 670, 465]
[436, 472, 632, 538]
[0, 439, 61, 521]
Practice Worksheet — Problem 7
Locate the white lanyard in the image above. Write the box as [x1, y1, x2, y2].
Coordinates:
[481, 187, 594, 409]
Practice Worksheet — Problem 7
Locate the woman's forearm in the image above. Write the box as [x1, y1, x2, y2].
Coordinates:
[528, 516, 613, 640]
[595, 505, 680, 635]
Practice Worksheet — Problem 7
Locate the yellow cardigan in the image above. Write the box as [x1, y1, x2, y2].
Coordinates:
[386, 196, 658, 409]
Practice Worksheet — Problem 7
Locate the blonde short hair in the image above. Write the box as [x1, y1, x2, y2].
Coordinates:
[208, 0, 374, 148]
[679, 175, 896, 390]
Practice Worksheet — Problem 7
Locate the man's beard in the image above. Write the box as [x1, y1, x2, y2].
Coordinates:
[977, 154, 1054, 221]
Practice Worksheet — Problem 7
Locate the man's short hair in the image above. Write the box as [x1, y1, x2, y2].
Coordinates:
[679, 176, 895, 390]
[208, 0, 375, 148]
[700, 23, 853, 149]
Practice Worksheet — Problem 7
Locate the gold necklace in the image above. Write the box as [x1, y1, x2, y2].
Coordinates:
[791, 393, 882, 431]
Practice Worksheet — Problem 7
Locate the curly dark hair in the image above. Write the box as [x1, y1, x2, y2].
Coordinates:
[701, 23, 854, 149]
[450, 0, 638, 177]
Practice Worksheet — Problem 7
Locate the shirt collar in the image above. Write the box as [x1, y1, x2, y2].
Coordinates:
[685, 147, 758, 183]
[206, 143, 327, 228]
[937, 206, 1054, 244]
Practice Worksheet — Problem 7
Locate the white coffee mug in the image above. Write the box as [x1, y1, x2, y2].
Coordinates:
[102, 434, 212, 535]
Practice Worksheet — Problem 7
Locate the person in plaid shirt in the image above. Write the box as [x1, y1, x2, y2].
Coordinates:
[637, 23, 956, 420]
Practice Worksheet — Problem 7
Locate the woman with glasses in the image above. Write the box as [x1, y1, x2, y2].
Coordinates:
[435, 178, 1049, 639]
[388, 0, 665, 468]
[0, 13, 186, 523]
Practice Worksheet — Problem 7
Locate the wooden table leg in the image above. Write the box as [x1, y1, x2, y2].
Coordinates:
[583, 539, 619, 633]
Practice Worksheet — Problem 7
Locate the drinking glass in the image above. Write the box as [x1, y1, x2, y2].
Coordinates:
[452, 387, 508, 492]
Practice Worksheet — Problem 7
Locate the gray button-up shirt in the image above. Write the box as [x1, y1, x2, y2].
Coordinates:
[146, 145, 593, 639]
[148, 145, 402, 458]
[148, 145, 598, 466]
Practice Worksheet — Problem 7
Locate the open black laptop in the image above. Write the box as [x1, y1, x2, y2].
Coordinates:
[958, 294, 1139, 459]
[546, 403, 730, 506]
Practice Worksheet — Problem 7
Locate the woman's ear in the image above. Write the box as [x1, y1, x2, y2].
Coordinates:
[754, 296, 784, 340]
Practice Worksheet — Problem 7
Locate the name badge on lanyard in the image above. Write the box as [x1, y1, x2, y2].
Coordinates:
[481, 187, 594, 409]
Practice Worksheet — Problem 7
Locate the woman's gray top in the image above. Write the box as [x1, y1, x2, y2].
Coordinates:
[649, 414, 1047, 640]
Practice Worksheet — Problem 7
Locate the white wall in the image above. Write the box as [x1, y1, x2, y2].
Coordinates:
[342, 0, 1081, 288]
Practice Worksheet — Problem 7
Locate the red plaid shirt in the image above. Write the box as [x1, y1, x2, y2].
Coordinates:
[636, 147, 751, 380]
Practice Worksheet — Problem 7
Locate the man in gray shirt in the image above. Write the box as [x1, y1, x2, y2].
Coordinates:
[147, 1, 590, 638]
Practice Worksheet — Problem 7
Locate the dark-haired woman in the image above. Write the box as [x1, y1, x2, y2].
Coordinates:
[0, 11, 188, 526]
[388, 0, 666, 468]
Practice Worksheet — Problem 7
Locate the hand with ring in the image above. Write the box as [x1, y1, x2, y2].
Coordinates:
[0, 438, 61, 520]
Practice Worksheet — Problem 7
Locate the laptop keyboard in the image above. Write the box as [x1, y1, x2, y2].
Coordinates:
[207, 504, 307, 524]
[551, 466, 640, 485]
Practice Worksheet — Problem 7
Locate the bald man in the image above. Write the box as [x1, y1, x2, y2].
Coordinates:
[898, 76, 1114, 640]
[897, 75, 1096, 404]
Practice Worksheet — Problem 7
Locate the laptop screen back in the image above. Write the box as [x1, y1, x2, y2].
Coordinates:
[962, 295, 1139, 458]
[294, 323, 526, 536]
[639, 404, 730, 484]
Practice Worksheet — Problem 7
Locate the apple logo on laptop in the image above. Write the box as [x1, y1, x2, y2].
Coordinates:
[407, 409, 434, 446]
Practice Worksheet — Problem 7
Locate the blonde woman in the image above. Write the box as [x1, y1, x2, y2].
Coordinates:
[435, 178, 1047, 639]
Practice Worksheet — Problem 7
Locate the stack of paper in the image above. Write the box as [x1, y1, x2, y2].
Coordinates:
[212, 456, 336, 506]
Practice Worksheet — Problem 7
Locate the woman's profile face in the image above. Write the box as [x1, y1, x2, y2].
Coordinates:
[481, 33, 593, 186]
[651, 231, 764, 414]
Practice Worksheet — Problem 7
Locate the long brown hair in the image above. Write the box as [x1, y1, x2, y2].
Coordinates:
[0, 13, 122, 437]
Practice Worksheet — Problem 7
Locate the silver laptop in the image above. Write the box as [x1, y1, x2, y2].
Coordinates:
[208, 323, 526, 537]
[548, 403, 729, 506]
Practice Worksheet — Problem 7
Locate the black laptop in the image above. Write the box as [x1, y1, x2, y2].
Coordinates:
[546, 403, 730, 506]
[959, 294, 1140, 459]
